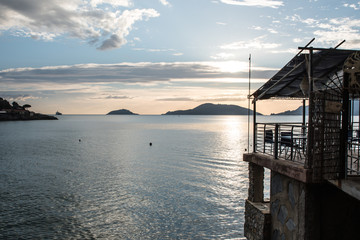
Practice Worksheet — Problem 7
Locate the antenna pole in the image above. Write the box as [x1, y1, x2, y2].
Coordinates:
[247, 54, 251, 152]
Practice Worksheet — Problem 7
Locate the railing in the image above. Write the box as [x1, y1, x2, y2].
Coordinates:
[347, 122, 360, 176]
[254, 122, 360, 177]
[255, 123, 307, 164]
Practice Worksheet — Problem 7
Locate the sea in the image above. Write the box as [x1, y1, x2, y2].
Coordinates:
[0, 115, 300, 239]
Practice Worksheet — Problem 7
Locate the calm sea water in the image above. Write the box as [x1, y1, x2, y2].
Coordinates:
[0, 115, 295, 239]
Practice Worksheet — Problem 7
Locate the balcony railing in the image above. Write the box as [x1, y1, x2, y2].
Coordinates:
[255, 123, 307, 164]
[254, 122, 360, 177]
[348, 122, 360, 176]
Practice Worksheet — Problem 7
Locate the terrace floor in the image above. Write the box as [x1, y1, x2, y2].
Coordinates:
[243, 153, 312, 183]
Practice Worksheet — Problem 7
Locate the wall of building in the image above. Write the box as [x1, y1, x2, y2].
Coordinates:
[270, 171, 360, 240]
[244, 200, 270, 240]
[319, 183, 360, 240]
[245, 154, 360, 240]
[270, 171, 318, 240]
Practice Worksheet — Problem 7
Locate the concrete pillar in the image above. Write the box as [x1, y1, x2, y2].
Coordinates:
[248, 162, 264, 202]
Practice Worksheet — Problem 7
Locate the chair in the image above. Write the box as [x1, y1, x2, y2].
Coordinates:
[280, 132, 292, 158]
[264, 129, 274, 154]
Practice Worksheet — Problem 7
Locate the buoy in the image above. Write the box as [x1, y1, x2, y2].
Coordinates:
[149, 142, 152, 146]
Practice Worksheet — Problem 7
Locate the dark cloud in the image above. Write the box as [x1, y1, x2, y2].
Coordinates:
[0, 62, 276, 85]
[91, 95, 132, 99]
[0, 0, 159, 49]
[97, 34, 126, 50]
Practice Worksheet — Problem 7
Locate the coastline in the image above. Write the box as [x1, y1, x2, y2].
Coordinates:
[0, 111, 57, 121]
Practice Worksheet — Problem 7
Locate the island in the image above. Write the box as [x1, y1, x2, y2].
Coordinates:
[0, 97, 57, 121]
[107, 109, 138, 115]
[271, 106, 309, 115]
[163, 103, 261, 115]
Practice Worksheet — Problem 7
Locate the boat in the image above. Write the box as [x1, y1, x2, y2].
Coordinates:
[55, 111, 62, 115]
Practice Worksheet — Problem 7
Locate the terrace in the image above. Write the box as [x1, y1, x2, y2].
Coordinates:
[248, 39, 360, 181]
[244, 40, 360, 240]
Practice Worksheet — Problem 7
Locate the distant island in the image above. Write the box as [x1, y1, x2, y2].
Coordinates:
[163, 103, 261, 115]
[0, 97, 57, 121]
[107, 109, 138, 115]
[271, 106, 309, 115]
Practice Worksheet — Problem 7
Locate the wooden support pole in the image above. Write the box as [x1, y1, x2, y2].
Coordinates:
[340, 72, 350, 179]
[306, 48, 314, 169]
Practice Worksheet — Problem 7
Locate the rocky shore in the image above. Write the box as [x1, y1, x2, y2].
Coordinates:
[0, 97, 57, 121]
[0, 111, 57, 121]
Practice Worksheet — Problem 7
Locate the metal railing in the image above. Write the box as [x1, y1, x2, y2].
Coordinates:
[254, 121, 360, 177]
[347, 122, 360, 176]
[255, 123, 307, 164]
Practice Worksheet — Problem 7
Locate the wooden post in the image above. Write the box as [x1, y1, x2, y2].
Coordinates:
[302, 99, 306, 135]
[340, 72, 350, 178]
[306, 48, 314, 169]
[274, 124, 279, 159]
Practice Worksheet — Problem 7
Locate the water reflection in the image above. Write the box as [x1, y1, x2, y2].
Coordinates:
[0, 115, 250, 239]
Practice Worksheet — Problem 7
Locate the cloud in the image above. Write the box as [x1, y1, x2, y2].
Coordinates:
[343, 3, 360, 10]
[157, 97, 194, 101]
[211, 53, 235, 60]
[0, 0, 159, 50]
[0, 61, 276, 114]
[219, 0, 283, 8]
[287, 15, 360, 48]
[90, 0, 132, 7]
[220, 36, 281, 50]
[0, 93, 41, 101]
[98, 34, 125, 50]
[159, 0, 171, 6]
[133, 47, 176, 52]
[0, 61, 276, 88]
[92, 95, 132, 99]
[133, 47, 182, 56]
[251, 26, 278, 34]
[157, 94, 248, 102]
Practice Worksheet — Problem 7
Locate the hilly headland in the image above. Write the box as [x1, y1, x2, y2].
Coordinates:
[163, 103, 261, 115]
[0, 97, 57, 121]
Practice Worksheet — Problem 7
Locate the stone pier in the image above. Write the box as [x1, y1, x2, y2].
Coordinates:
[243, 153, 360, 240]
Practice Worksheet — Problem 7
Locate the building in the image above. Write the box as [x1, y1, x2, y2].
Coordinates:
[243, 39, 360, 240]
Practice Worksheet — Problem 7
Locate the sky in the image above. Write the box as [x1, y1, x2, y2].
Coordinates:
[1, 0, 360, 115]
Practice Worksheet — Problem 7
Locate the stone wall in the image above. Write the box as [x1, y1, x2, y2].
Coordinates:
[244, 200, 270, 240]
[270, 172, 307, 240]
[248, 162, 264, 202]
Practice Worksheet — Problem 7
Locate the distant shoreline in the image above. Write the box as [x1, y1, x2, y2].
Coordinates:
[0, 97, 58, 121]
[0, 112, 57, 121]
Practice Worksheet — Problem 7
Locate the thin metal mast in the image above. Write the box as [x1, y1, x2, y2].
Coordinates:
[247, 54, 251, 152]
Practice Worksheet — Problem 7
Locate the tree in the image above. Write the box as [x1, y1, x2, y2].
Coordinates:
[23, 104, 31, 110]
[0, 98, 12, 110]
[12, 101, 20, 109]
